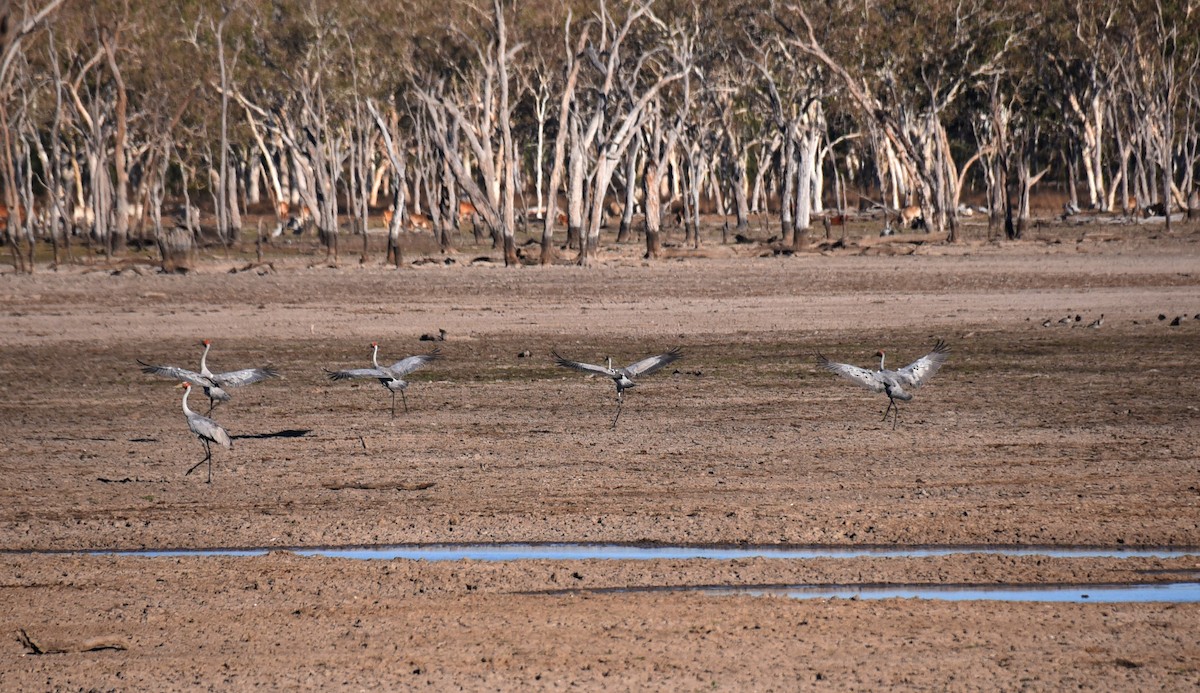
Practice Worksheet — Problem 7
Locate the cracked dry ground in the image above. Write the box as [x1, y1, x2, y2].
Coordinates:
[1, 228, 1199, 689]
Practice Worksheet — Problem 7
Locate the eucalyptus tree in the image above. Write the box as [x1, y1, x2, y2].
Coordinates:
[1043, 1, 1125, 212]
[706, 58, 758, 232]
[569, 0, 690, 264]
[413, 0, 526, 265]
[235, 0, 358, 263]
[0, 0, 64, 271]
[1113, 0, 1199, 232]
[538, 14, 588, 264]
[780, 0, 1021, 242]
[746, 29, 824, 244]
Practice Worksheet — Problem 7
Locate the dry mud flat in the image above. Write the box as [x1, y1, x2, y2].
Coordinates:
[2, 228, 1200, 688]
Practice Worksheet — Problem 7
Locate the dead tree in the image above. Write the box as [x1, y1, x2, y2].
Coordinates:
[574, 0, 689, 265]
[539, 17, 588, 264]
[367, 98, 408, 267]
[780, 2, 1019, 242]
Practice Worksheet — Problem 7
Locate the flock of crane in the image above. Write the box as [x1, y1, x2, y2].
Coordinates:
[140, 339, 950, 482]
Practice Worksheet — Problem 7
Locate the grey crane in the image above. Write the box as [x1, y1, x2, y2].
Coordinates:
[325, 343, 440, 417]
[140, 339, 279, 413]
[552, 347, 683, 428]
[817, 340, 950, 429]
[178, 382, 232, 483]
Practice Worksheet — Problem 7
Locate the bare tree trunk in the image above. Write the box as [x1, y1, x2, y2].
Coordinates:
[367, 99, 407, 268]
[644, 160, 662, 258]
[566, 116, 584, 251]
[539, 24, 587, 264]
[493, 0, 519, 267]
[102, 33, 129, 256]
[793, 123, 819, 251]
[616, 144, 638, 243]
[779, 123, 796, 241]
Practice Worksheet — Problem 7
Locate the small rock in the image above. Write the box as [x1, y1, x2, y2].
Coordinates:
[1169, 316, 1182, 326]
[1158, 314, 1167, 321]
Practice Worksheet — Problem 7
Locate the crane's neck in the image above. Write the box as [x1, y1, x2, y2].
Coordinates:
[371, 344, 381, 369]
[199, 342, 212, 376]
[606, 356, 613, 371]
[878, 352, 886, 371]
[181, 386, 194, 417]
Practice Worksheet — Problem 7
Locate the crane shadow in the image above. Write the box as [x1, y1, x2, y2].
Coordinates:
[231, 429, 312, 441]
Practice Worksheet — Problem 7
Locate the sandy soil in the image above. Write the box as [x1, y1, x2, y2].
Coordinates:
[1, 219, 1199, 689]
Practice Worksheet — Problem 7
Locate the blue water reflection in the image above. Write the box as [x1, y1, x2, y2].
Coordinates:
[704, 581, 1200, 603]
[92, 542, 1200, 561]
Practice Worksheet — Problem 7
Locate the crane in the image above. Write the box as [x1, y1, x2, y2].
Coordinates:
[178, 382, 232, 483]
[552, 347, 683, 428]
[817, 340, 949, 429]
[139, 340, 279, 413]
[325, 343, 441, 417]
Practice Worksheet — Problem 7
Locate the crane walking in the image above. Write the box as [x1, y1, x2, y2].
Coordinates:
[818, 340, 950, 429]
[552, 347, 683, 428]
[325, 343, 441, 417]
[178, 382, 231, 483]
[140, 340, 279, 413]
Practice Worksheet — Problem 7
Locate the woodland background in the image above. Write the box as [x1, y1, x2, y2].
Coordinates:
[0, 0, 1198, 271]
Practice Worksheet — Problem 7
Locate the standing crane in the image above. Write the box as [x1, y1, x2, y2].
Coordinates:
[325, 343, 441, 417]
[178, 382, 232, 483]
[139, 340, 279, 413]
[552, 347, 683, 428]
[817, 340, 950, 429]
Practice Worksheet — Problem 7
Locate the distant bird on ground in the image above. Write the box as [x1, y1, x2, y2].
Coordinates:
[1041, 318, 1053, 328]
[552, 347, 683, 428]
[178, 382, 231, 483]
[818, 341, 950, 429]
[140, 340, 279, 413]
[1087, 314, 1104, 328]
[325, 343, 440, 417]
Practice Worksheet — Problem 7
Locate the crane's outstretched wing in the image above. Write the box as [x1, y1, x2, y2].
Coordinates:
[552, 351, 614, 376]
[325, 367, 389, 381]
[623, 347, 683, 378]
[896, 340, 950, 388]
[817, 355, 885, 393]
[139, 361, 215, 388]
[213, 366, 280, 388]
[386, 349, 440, 376]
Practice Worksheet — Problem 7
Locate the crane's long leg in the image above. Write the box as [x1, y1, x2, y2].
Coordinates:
[390, 391, 396, 418]
[186, 439, 212, 481]
[881, 398, 901, 429]
[611, 389, 625, 429]
[400, 389, 409, 414]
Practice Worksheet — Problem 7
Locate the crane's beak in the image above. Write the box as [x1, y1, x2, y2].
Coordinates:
[176, 382, 190, 389]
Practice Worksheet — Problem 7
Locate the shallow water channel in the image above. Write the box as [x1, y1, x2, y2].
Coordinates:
[80, 542, 1200, 562]
[20, 543, 1197, 604]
